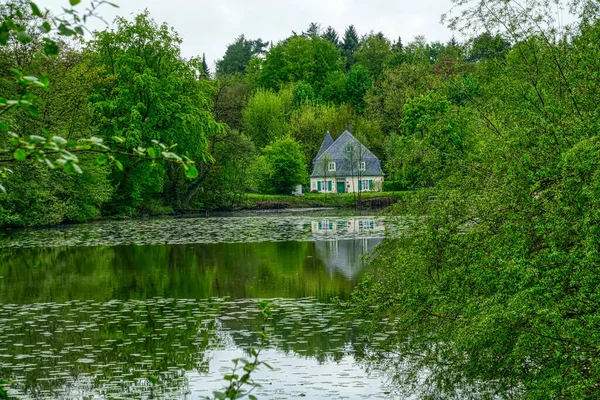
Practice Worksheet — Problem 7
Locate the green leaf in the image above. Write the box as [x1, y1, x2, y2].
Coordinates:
[147, 147, 156, 158]
[58, 24, 75, 36]
[114, 160, 123, 171]
[63, 161, 75, 173]
[186, 164, 199, 179]
[30, 3, 43, 17]
[0, 31, 9, 45]
[28, 106, 39, 117]
[30, 135, 46, 143]
[261, 361, 273, 370]
[249, 396, 258, 400]
[0, 123, 8, 131]
[40, 21, 51, 33]
[0, 183, 5, 194]
[69, 0, 82, 5]
[52, 136, 67, 146]
[212, 391, 226, 400]
[17, 31, 32, 44]
[13, 148, 27, 161]
[43, 41, 59, 56]
[96, 154, 108, 165]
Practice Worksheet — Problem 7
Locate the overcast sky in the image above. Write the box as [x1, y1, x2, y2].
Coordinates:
[42, 0, 456, 69]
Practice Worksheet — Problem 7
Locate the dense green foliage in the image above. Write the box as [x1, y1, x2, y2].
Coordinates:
[4, 0, 600, 398]
[258, 136, 307, 194]
[89, 11, 223, 214]
[0, 1, 206, 226]
[1, 1, 479, 225]
[347, 1, 600, 398]
[215, 34, 268, 76]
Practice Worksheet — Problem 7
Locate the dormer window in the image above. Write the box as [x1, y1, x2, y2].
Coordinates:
[359, 161, 366, 171]
[328, 162, 336, 172]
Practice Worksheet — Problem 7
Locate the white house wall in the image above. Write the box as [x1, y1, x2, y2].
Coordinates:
[309, 176, 383, 193]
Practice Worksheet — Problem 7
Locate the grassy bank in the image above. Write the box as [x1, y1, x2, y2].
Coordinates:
[238, 191, 412, 210]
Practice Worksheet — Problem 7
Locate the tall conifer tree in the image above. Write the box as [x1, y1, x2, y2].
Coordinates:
[342, 25, 360, 71]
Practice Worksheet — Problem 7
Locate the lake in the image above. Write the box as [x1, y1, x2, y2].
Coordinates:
[0, 210, 399, 399]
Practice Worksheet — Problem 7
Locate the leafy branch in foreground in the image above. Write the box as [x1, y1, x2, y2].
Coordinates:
[0, 1, 197, 194]
[0, 378, 9, 400]
[210, 301, 273, 400]
[0, 133, 199, 177]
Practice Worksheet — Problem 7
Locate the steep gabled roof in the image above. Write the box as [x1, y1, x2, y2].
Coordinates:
[315, 130, 378, 163]
[313, 131, 334, 162]
[311, 130, 383, 177]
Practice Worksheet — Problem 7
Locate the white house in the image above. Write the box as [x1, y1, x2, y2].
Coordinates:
[310, 130, 384, 193]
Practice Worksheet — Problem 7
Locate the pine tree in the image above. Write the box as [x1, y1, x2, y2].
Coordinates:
[342, 25, 360, 71]
[216, 35, 268, 76]
[304, 22, 321, 38]
[322, 26, 339, 47]
[393, 36, 403, 51]
[201, 52, 210, 78]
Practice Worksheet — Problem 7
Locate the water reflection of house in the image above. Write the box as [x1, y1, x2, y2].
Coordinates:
[311, 218, 381, 234]
[314, 238, 383, 280]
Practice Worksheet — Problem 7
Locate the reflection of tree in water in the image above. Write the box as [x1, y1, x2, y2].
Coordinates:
[0, 299, 220, 399]
[217, 299, 369, 365]
[0, 224, 385, 397]
[0, 240, 372, 303]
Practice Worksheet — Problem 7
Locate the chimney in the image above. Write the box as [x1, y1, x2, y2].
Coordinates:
[348, 123, 353, 133]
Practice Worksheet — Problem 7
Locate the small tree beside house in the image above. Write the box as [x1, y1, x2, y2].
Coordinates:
[261, 136, 307, 194]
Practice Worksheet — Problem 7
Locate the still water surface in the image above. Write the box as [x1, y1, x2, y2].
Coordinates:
[0, 211, 397, 399]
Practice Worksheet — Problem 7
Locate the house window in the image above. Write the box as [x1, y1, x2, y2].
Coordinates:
[328, 162, 336, 172]
[319, 220, 333, 230]
[346, 145, 352, 153]
[359, 161, 366, 171]
[319, 180, 332, 192]
[360, 220, 374, 230]
[361, 180, 373, 191]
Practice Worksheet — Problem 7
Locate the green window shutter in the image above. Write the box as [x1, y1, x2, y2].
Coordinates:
[317, 181, 322, 191]
[369, 180, 373, 190]
[328, 181, 332, 191]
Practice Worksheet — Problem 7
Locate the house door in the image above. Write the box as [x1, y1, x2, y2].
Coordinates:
[337, 181, 345, 193]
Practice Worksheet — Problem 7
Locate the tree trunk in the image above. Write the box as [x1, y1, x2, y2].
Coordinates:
[181, 166, 211, 208]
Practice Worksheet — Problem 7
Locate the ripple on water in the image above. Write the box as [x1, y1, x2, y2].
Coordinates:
[0, 297, 399, 399]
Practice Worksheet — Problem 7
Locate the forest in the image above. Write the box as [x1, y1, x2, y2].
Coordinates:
[3, 0, 600, 397]
[1, 0, 507, 227]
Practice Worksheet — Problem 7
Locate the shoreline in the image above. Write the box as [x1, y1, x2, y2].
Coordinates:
[0, 192, 410, 231]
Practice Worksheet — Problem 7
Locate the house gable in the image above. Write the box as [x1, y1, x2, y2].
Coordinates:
[313, 131, 334, 163]
[311, 130, 382, 178]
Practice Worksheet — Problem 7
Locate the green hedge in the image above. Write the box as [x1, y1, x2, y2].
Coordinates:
[383, 181, 410, 191]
